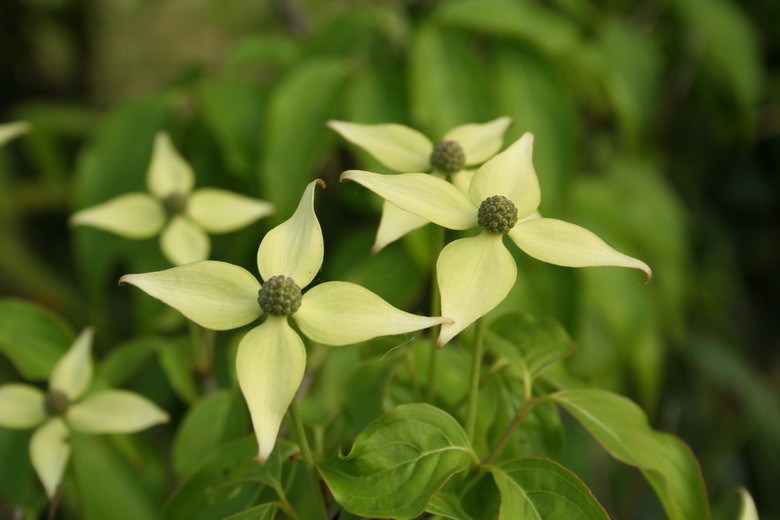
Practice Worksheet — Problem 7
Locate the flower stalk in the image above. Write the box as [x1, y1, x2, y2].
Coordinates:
[465, 318, 485, 443]
[288, 399, 328, 520]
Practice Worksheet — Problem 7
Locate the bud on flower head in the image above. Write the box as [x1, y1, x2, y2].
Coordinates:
[258, 275, 302, 316]
[429, 140, 466, 173]
[477, 195, 518, 234]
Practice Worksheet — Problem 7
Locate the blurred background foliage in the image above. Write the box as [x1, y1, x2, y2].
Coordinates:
[0, 0, 778, 518]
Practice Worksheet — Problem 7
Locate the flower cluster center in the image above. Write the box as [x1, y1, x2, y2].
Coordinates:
[429, 140, 466, 173]
[258, 275, 302, 316]
[477, 195, 518, 234]
[44, 390, 70, 416]
[163, 192, 188, 216]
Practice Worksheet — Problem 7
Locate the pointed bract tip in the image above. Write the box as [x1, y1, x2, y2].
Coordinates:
[314, 178, 326, 190]
[325, 120, 342, 130]
[118, 274, 135, 286]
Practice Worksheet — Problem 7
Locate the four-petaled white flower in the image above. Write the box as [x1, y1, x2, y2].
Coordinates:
[71, 132, 274, 265]
[342, 132, 652, 346]
[119, 180, 451, 462]
[0, 329, 169, 497]
[328, 117, 512, 253]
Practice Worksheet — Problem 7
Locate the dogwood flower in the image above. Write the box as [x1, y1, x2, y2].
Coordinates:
[0, 121, 30, 146]
[341, 133, 652, 347]
[120, 180, 450, 462]
[328, 117, 512, 252]
[0, 329, 169, 497]
[71, 132, 274, 265]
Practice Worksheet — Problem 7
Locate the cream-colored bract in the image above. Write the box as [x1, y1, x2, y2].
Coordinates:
[329, 117, 512, 252]
[70, 132, 273, 265]
[341, 132, 652, 346]
[0, 329, 169, 497]
[121, 180, 450, 462]
[0, 121, 31, 147]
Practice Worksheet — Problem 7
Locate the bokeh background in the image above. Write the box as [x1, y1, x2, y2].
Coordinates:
[1, 0, 778, 518]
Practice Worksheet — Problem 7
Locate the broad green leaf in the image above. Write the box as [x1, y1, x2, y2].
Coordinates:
[552, 389, 710, 520]
[0, 427, 38, 506]
[672, 0, 762, 114]
[70, 432, 160, 520]
[96, 337, 159, 388]
[492, 43, 577, 211]
[261, 58, 348, 217]
[426, 490, 475, 519]
[223, 503, 278, 520]
[342, 356, 396, 435]
[320, 403, 475, 519]
[434, 0, 580, 57]
[0, 299, 73, 380]
[172, 390, 249, 480]
[487, 312, 572, 386]
[199, 79, 266, 178]
[490, 458, 608, 519]
[409, 24, 491, 138]
[157, 336, 198, 404]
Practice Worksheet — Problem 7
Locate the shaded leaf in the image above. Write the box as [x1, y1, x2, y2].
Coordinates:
[490, 457, 608, 519]
[0, 299, 73, 380]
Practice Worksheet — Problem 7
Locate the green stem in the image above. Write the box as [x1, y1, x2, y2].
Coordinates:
[188, 322, 216, 392]
[482, 398, 537, 465]
[425, 228, 446, 402]
[465, 318, 485, 443]
[288, 399, 328, 520]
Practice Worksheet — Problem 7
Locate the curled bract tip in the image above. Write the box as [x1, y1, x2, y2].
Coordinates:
[314, 178, 326, 190]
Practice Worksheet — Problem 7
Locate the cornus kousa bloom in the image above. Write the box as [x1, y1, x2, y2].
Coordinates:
[71, 132, 274, 265]
[0, 329, 169, 497]
[328, 117, 512, 253]
[120, 180, 450, 462]
[342, 132, 652, 347]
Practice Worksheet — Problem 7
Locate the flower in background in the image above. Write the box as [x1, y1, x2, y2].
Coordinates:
[342, 132, 652, 346]
[71, 132, 274, 265]
[0, 121, 31, 146]
[120, 180, 451, 462]
[328, 117, 512, 252]
[0, 329, 169, 498]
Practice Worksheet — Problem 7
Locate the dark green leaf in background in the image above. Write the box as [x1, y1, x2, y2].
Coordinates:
[0, 298, 73, 380]
[552, 389, 710, 520]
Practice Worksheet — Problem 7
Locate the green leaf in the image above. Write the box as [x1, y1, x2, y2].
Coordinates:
[426, 490, 474, 520]
[95, 337, 159, 389]
[491, 44, 578, 211]
[261, 58, 348, 217]
[199, 79, 266, 178]
[320, 403, 475, 519]
[157, 337, 198, 404]
[409, 24, 491, 138]
[223, 502, 278, 520]
[487, 311, 573, 388]
[489, 457, 608, 519]
[672, 0, 763, 113]
[552, 389, 710, 520]
[172, 390, 249, 480]
[434, 0, 581, 57]
[70, 432, 161, 520]
[0, 299, 73, 380]
[163, 436, 278, 520]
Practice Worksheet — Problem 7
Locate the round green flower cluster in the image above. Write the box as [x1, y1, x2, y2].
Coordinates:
[163, 192, 188, 216]
[429, 140, 466, 173]
[477, 195, 518, 234]
[258, 275, 302, 316]
[44, 389, 70, 416]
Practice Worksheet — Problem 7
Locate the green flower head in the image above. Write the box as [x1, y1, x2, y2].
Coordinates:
[341, 132, 652, 347]
[71, 132, 274, 265]
[120, 180, 451, 463]
[0, 329, 169, 498]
